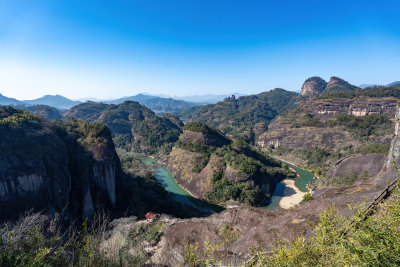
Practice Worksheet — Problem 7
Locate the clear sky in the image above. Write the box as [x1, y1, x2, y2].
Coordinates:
[0, 0, 399, 100]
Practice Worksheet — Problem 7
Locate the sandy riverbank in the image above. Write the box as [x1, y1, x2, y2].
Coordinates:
[279, 179, 306, 209]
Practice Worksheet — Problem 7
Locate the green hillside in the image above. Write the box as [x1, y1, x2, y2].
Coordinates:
[178, 88, 298, 142]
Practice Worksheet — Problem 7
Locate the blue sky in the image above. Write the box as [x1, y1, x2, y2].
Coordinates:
[0, 0, 399, 100]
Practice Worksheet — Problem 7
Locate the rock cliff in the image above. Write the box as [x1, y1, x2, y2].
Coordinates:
[301, 76, 358, 97]
[0, 107, 121, 221]
[257, 97, 396, 152]
[301, 76, 327, 96]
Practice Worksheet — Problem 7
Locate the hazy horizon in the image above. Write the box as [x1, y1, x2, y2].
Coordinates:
[1, 0, 399, 100]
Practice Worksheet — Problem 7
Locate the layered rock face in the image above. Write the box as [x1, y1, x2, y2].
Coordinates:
[165, 147, 216, 198]
[257, 97, 396, 151]
[313, 97, 397, 118]
[0, 107, 121, 221]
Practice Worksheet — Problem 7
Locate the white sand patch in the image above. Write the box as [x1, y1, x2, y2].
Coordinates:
[279, 179, 306, 209]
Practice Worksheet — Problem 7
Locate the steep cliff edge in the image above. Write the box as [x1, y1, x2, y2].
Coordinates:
[0, 106, 121, 221]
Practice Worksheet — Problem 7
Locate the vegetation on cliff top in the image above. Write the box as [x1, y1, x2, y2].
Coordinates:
[64, 101, 183, 154]
[319, 84, 400, 99]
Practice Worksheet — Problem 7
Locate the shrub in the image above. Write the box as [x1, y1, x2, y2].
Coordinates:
[301, 193, 313, 204]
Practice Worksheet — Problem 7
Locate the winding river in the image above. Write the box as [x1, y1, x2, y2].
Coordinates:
[134, 154, 223, 212]
[131, 153, 314, 211]
[262, 157, 315, 209]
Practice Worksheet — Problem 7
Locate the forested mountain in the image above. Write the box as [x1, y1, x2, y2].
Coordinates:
[164, 122, 294, 206]
[18, 104, 63, 120]
[178, 88, 298, 142]
[318, 83, 400, 99]
[257, 84, 400, 188]
[64, 101, 182, 153]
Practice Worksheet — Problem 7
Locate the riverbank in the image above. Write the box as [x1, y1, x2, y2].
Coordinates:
[278, 179, 306, 209]
[268, 155, 315, 209]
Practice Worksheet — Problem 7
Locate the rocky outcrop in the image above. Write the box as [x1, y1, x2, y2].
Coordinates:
[164, 147, 214, 198]
[257, 97, 396, 151]
[301, 76, 358, 97]
[326, 154, 386, 178]
[301, 76, 327, 97]
[313, 97, 397, 118]
[0, 107, 121, 221]
[325, 76, 358, 92]
[379, 103, 400, 180]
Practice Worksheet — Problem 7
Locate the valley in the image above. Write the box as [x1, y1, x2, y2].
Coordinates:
[1, 76, 400, 266]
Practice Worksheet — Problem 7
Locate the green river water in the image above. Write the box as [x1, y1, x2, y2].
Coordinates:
[262, 157, 315, 209]
[137, 155, 223, 212]
[132, 153, 314, 211]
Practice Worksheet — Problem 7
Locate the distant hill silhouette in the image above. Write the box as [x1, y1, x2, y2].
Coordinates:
[104, 93, 199, 114]
[23, 95, 81, 109]
[0, 93, 26, 106]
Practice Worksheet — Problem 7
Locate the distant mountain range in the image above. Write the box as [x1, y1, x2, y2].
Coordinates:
[0, 81, 397, 111]
[359, 81, 400, 88]
[0, 93, 204, 113]
[104, 93, 200, 113]
[158, 93, 247, 103]
[0, 94, 26, 106]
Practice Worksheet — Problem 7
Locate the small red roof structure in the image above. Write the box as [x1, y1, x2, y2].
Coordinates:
[145, 211, 157, 220]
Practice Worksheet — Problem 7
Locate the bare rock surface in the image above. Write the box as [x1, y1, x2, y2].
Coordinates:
[301, 76, 327, 97]
[327, 154, 386, 178]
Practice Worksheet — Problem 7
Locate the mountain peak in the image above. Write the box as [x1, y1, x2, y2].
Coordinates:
[326, 76, 358, 92]
[23, 94, 80, 109]
[301, 76, 327, 97]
